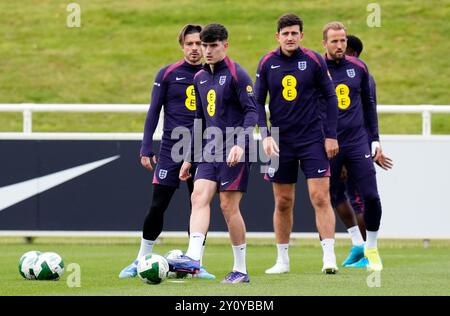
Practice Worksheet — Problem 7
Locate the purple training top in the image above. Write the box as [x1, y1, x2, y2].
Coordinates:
[254, 47, 338, 145]
[140, 60, 203, 157]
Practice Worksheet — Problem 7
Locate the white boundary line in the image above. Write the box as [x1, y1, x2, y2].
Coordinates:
[0, 230, 328, 239]
[0, 231, 447, 239]
[0, 132, 145, 140]
[1, 133, 450, 141]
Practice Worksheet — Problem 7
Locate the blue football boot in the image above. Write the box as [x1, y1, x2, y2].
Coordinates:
[194, 266, 216, 279]
[119, 260, 138, 278]
[342, 245, 365, 267]
[347, 256, 369, 268]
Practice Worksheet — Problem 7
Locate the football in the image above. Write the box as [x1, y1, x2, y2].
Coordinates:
[33, 252, 65, 280]
[137, 254, 169, 284]
[18, 251, 41, 280]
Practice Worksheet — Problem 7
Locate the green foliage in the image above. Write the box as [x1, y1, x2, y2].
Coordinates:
[0, 0, 449, 133]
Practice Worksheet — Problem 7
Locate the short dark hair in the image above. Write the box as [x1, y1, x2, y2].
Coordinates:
[277, 13, 303, 33]
[200, 23, 228, 43]
[346, 35, 364, 57]
[178, 24, 202, 45]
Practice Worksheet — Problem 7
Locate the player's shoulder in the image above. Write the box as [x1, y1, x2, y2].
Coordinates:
[232, 60, 254, 85]
[345, 56, 368, 73]
[223, 56, 244, 82]
[193, 68, 207, 82]
[300, 46, 325, 67]
[160, 60, 185, 80]
[257, 48, 278, 71]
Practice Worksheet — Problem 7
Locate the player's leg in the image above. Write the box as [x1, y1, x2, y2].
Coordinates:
[168, 163, 217, 273]
[347, 177, 367, 240]
[335, 193, 357, 229]
[302, 141, 338, 274]
[357, 174, 382, 271]
[186, 164, 215, 279]
[119, 161, 179, 278]
[334, 167, 359, 228]
[119, 184, 176, 278]
[346, 145, 383, 271]
[356, 213, 366, 240]
[307, 177, 338, 273]
[219, 191, 249, 283]
[218, 162, 251, 283]
[337, 200, 365, 267]
[186, 171, 194, 209]
[264, 155, 298, 274]
[333, 169, 365, 266]
[265, 183, 295, 274]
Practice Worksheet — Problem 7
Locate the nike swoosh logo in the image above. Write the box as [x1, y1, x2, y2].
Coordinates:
[176, 77, 186, 81]
[221, 181, 229, 186]
[0, 155, 119, 212]
[200, 80, 207, 84]
[365, 154, 371, 158]
[318, 169, 327, 173]
[271, 65, 281, 69]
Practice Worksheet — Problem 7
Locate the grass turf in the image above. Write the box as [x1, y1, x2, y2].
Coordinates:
[1, 237, 449, 296]
[0, 0, 449, 134]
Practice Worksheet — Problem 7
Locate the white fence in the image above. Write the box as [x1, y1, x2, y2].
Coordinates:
[0, 104, 449, 138]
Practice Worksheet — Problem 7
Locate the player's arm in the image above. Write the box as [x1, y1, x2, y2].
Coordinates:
[369, 74, 377, 106]
[254, 59, 279, 157]
[367, 75, 390, 167]
[254, 59, 269, 134]
[235, 67, 258, 130]
[140, 68, 167, 171]
[315, 54, 339, 159]
[227, 67, 258, 166]
[361, 66, 381, 160]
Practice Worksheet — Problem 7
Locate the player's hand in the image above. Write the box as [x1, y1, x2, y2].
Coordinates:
[325, 138, 339, 159]
[227, 145, 244, 167]
[262, 136, 279, 157]
[375, 153, 394, 171]
[141, 155, 157, 171]
[371, 141, 382, 162]
[179, 162, 192, 181]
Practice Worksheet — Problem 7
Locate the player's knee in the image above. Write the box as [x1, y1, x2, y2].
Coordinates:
[310, 189, 330, 209]
[275, 193, 294, 213]
[191, 189, 209, 210]
[149, 200, 164, 215]
[220, 199, 239, 216]
[364, 195, 382, 212]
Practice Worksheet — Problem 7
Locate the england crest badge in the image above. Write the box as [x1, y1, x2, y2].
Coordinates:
[159, 169, 168, 179]
[298, 61, 307, 71]
[346, 68, 356, 78]
[219, 75, 227, 85]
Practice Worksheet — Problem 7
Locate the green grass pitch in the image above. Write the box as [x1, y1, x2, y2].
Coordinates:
[2, 237, 449, 296]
